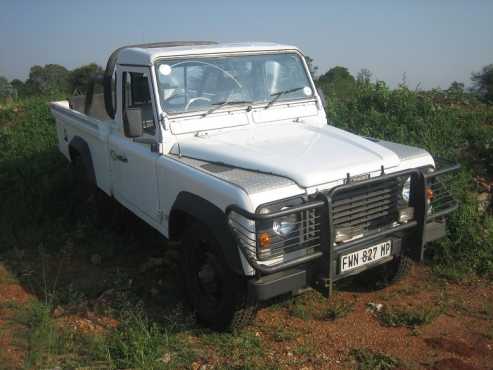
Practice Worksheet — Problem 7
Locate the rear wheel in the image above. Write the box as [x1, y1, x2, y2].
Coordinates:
[70, 155, 112, 220]
[71, 155, 94, 201]
[180, 223, 257, 331]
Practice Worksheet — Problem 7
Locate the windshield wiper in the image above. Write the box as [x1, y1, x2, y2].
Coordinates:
[202, 100, 253, 117]
[264, 86, 305, 109]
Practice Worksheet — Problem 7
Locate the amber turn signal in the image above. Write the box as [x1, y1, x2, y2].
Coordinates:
[258, 232, 271, 249]
[425, 187, 434, 200]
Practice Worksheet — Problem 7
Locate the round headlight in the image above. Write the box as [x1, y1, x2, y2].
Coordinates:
[401, 177, 411, 203]
[272, 207, 297, 237]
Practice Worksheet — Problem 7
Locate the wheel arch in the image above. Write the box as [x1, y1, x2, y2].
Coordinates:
[68, 136, 96, 185]
[169, 191, 245, 276]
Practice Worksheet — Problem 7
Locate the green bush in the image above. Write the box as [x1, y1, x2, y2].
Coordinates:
[326, 81, 493, 276]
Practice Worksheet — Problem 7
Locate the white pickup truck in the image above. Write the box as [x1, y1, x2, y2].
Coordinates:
[50, 41, 459, 331]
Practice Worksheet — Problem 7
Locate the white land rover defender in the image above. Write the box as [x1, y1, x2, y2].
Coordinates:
[50, 41, 459, 331]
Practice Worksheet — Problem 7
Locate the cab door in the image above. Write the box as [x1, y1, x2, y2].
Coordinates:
[109, 66, 161, 225]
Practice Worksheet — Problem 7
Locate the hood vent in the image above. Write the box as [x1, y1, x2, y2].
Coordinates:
[200, 162, 233, 173]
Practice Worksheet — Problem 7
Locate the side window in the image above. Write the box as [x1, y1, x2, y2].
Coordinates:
[122, 71, 156, 136]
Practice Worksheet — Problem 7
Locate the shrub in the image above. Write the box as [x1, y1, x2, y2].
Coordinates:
[326, 82, 493, 276]
[376, 305, 441, 328]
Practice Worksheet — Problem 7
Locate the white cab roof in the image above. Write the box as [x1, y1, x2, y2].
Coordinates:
[117, 42, 302, 66]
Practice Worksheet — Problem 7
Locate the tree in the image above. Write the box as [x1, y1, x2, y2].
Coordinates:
[0, 76, 14, 101]
[11, 79, 28, 98]
[447, 81, 465, 97]
[69, 63, 104, 94]
[10, 79, 24, 92]
[471, 64, 493, 103]
[26, 64, 70, 95]
[304, 56, 318, 79]
[318, 66, 356, 99]
[319, 66, 354, 84]
[356, 68, 372, 85]
[448, 81, 464, 92]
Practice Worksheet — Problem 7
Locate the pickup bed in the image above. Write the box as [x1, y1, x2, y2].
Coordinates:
[50, 41, 459, 331]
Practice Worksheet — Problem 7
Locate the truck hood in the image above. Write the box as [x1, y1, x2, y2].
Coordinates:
[175, 123, 401, 188]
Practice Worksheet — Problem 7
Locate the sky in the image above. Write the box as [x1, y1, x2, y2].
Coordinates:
[1, 0, 492, 89]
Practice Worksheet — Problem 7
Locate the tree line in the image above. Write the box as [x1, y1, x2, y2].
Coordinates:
[1, 59, 492, 104]
[306, 57, 493, 104]
[313, 63, 493, 104]
[0, 63, 103, 101]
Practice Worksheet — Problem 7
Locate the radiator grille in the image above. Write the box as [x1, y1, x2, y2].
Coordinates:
[331, 178, 400, 239]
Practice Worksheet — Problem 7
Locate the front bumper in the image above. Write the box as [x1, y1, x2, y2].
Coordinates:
[248, 222, 440, 301]
[227, 159, 460, 301]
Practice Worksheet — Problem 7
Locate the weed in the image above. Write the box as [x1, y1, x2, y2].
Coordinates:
[432, 264, 471, 282]
[480, 301, 493, 320]
[376, 305, 441, 328]
[15, 300, 107, 369]
[0, 300, 21, 311]
[286, 294, 318, 320]
[271, 327, 298, 342]
[350, 348, 401, 370]
[288, 302, 312, 320]
[293, 340, 317, 357]
[196, 329, 271, 369]
[200, 329, 263, 359]
[483, 325, 493, 340]
[320, 300, 355, 321]
[11, 299, 195, 369]
[106, 309, 195, 369]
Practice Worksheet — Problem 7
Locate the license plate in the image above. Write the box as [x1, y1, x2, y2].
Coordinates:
[340, 240, 392, 272]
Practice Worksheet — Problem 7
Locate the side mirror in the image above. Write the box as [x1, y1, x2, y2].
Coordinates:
[316, 87, 327, 109]
[124, 107, 143, 138]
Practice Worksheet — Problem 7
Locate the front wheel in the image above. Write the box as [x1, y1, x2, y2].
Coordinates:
[180, 223, 257, 331]
[360, 254, 413, 289]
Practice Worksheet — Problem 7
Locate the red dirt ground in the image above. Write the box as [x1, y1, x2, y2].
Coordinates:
[0, 259, 492, 369]
[251, 265, 493, 369]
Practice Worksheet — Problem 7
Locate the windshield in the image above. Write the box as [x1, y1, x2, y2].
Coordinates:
[155, 52, 313, 115]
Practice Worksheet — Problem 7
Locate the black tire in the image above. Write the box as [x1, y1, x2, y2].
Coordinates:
[71, 155, 112, 221]
[361, 254, 413, 289]
[71, 155, 94, 202]
[180, 223, 257, 331]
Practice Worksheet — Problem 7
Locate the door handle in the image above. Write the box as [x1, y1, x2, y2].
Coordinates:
[110, 150, 128, 163]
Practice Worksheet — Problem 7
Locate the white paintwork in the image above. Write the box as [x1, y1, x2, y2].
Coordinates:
[118, 42, 302, 66]
[50, 42, 435, 277]
[176, 121, 402, 188]
[108, 66, 162, 224]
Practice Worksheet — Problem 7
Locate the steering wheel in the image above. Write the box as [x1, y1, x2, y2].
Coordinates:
[185, 97, 211, 111]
